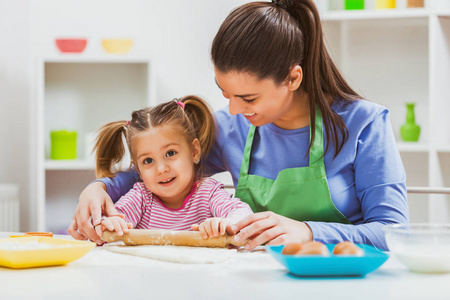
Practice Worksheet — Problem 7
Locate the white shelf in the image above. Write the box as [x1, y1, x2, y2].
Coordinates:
[42, 55, 151, 63]
[34, 56, 154, 232]
[396, 144, 450, 153]
[322, 9, 450, 21]
[45, 159, 94, 170]
[322, 8, 450, 224]
[397, 142, 430, 152]
[436, 146, 450, 153]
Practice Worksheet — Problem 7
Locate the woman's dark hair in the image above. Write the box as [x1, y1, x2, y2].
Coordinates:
[211, 0, 361, 156]
[94, 95, 215, 179]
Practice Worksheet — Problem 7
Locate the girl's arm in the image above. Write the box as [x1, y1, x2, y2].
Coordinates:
[113, 183, 148, 228]
[207, 180, 253, 224]
[191, 179, 253, 238]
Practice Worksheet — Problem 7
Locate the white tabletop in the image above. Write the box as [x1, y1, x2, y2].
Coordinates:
[1, 232, 450, 300]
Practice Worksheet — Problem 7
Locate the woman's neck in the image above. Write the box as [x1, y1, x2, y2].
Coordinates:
[273, 91, 310, 130]
[273, 92, 334, 130]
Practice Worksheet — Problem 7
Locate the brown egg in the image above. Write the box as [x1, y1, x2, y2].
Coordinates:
[282, 243, 303, 255]
[333, 241, 364, 256]
[295, 241, 329, 256]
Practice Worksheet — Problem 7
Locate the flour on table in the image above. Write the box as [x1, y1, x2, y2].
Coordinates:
[104, 244, 237, 264]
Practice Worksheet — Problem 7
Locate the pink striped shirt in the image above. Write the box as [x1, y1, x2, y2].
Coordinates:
[115, 178, 253, 230]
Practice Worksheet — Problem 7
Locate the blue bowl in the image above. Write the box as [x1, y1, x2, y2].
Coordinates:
[266, 244, 389, 277]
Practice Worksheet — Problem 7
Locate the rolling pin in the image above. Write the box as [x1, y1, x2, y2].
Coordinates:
[101, 229, 248, 248]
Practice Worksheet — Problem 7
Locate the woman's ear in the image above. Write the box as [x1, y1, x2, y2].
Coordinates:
[288, 65, 303, 91]
[191, 138, 201, 164]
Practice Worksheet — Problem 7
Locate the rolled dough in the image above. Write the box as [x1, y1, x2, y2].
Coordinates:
[105, 244, 237, 264]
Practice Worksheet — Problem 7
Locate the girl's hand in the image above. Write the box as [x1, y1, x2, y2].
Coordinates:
[67, 181, 118, 245]
[230, 212, 313, 250]
[97, 216, 132, 237]
[191, 218, 232, 239]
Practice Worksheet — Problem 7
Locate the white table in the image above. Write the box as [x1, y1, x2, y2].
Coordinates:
[1, 232, 449, 300]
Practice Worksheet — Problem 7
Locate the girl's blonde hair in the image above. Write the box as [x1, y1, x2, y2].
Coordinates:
[94, 95, 215, 179]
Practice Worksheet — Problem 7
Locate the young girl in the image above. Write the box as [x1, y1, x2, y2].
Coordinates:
[70, 0, 408, 251]
[92, 95, 253, 239]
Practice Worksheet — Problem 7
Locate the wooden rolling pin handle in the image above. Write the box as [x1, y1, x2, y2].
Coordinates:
[100, 229, 248, 248]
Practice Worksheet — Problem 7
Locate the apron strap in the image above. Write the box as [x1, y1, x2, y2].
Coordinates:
[309, 106, 325, 167]
[239, 125, 256, 177]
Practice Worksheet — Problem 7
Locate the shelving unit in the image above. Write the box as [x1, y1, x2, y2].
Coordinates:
[30, 7, 450, 232]
[322, 9, 450, 223]
[34, 55, 155, 232]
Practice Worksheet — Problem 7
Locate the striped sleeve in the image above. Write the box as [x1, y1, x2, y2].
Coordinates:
[114, 182, 147, 228]
[207, 179, 253, 224]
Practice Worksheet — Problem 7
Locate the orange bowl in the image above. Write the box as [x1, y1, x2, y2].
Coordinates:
[55, 38, 87, 53]
[101, 39, 133, 54]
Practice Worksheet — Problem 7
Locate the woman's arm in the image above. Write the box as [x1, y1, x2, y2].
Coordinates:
[68, 181, 118, 244]
[231, 108, 409, 251]
[98, 169, 141, 202]
[306, 109, 409, 250]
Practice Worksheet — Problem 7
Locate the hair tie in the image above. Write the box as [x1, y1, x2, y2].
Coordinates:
[176, 101, 185, 110]
[272, 0, 296, 12]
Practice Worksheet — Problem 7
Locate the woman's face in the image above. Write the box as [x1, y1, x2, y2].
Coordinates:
[214, 68, 304, 129]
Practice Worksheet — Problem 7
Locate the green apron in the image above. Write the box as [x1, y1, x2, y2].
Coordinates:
[235, 108, 351, 224]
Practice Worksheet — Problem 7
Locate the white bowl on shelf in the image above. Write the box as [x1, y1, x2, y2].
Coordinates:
[384, 223, 450, 273]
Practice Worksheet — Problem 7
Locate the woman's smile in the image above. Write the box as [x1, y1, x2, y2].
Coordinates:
[243, 112, 256, 121]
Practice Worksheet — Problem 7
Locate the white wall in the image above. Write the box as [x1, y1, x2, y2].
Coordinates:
[2, 0, 252, 231]
[0, 0, 32, 231]
[31, 0, 248, 111]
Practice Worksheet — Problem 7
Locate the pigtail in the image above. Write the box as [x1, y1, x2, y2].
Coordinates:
[179, 95, 216, 159]
[94, 121, 128, 179]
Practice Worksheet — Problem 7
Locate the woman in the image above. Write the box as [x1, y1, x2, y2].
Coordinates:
[68, 0, 408, 250]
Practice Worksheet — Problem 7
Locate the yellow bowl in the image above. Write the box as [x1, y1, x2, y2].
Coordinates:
[0, 237, 95, 269]
[102, 39, 133, 54]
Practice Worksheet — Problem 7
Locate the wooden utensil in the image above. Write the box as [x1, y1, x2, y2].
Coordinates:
[101, 229, 248, 248]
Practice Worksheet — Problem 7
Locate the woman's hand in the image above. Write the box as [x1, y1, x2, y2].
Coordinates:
[191, 218, 233, 239]
[230, 211, 313, 250]
[67, 181, 118, 245]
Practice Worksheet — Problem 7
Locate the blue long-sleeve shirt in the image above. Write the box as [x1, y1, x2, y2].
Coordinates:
[98, 98, 409, 250]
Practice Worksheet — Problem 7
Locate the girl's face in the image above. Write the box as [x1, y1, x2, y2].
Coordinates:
[132, 125, 201, 209]
[214, 67, 306, 129]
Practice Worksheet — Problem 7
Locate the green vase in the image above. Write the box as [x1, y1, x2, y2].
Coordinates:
[400, 103, 420, 142]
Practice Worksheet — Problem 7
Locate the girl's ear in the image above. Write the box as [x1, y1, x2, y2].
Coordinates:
[287, 65, 303, 91]
[191, 138, 202, 163]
